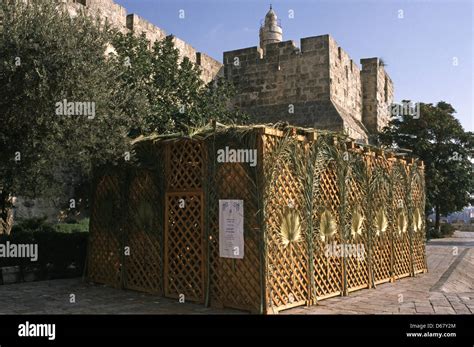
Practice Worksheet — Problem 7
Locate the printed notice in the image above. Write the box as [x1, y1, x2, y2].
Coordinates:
[219, 200, 244, 259]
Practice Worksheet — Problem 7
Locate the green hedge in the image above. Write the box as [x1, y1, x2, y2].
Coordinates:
[427, 222, 456, 239]
[0, 219, 88, 282]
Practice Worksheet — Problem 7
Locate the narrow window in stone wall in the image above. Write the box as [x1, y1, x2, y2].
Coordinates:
[345, 66, 349, 79]
[384, 75, 388, 103]
[338, 47, 342, 60]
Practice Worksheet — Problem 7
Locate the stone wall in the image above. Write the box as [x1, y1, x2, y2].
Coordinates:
[65, 0, 222, 83]
[197, 52, 225, 82]
[66, 0, 128, 32]
[224, 35, 368, 142]
[361, 58, 394, 134]
[224, 33, 393, 142]
[328, 36, 362, 123]
[126, 13, 166, 42]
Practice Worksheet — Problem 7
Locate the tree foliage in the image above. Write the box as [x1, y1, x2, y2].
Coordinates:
[379, 101, 474, 229]
[0, 0, 133, 194]
[0, 0, 246, 228]
[110, 32, 246, 135]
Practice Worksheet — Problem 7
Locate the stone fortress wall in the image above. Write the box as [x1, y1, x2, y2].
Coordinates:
[65, 0, 223, 83]
[224, 8, 394, 143]
[63, 1, 394, 142]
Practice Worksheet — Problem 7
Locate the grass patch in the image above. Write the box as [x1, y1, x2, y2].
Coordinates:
[55, 218, 89, 233]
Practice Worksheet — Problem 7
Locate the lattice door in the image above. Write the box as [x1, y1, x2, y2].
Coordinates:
[164, 192, 205, 303]
[123, 170, 163, 294]
[87, 173, 123, 288]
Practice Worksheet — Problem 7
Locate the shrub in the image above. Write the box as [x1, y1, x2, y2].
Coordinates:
[440, 223, 455, 237]
[427, 221, 456, 239]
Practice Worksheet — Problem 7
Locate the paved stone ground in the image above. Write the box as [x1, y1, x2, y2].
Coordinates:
[0, 232, 472, 314]
[287, 231, 474, 314]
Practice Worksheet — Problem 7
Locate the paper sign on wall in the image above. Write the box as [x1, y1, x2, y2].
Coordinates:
[219, 200, 244, 259]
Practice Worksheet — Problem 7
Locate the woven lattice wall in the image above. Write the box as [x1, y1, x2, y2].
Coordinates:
[260, 129, 427, 313]
[87, 126, 427, 314]
[123, 169, 163, 294]
[314, 165, 343, 299]
[163, 140, 206, 303]
[263, 134, 309, 312]
[207, 133, 263, 313]
[87, 171, 124, 288]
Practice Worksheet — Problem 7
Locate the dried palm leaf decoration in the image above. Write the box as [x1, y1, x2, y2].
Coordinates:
[351, 209, 364, 239]
[413, 207, 423, 233]
[320, 209, 337, 242]
[375, 208, 388, 237]
[278, 206, 302, 248]
[320, 209, 337, 280]
[397, 208, 408, 236]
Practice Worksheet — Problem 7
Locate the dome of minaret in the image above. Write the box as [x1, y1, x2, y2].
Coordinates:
[259, 5, 283, 53]
[265, 6, 277, 22]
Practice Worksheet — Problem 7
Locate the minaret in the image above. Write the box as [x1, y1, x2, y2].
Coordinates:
[259, 5, 282, 54]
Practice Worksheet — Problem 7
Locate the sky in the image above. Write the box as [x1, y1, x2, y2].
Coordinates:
[115, 0, 473, 132]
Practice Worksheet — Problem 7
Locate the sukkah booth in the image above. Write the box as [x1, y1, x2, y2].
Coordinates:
[86, 124, 427, 314]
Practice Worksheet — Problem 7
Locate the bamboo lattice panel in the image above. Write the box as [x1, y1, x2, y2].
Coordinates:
[263, 135, 309, 312]
[411, 167, 427, 273]
[345, 173, 369, 291]
[87, 173, 123, 288]
[210, 159, 262, 313]
[371, 155, 392, 284]
[166, 140, 205, 191]
[413, 233, 426, 273]
[123, 170, 163, 294]
[164, 193, 205, 302]
[392, 163, 412, 278]
[312, 164, 343, 299]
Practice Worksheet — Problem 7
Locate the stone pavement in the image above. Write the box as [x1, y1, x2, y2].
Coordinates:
[286, 231, 474, 314]
[0, 232, 472, 314]
[0, 278, 240, 314]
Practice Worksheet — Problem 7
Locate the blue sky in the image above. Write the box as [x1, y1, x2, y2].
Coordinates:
[115, 0, 473, 132]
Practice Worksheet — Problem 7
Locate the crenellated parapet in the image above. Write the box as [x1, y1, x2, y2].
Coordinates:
[224, 17, 394, 143]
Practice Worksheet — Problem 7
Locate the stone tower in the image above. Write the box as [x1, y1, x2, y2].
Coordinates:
[361, 58, 393, 135]
[224, 7, 394, 143]
[259, 5, 283, 54]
